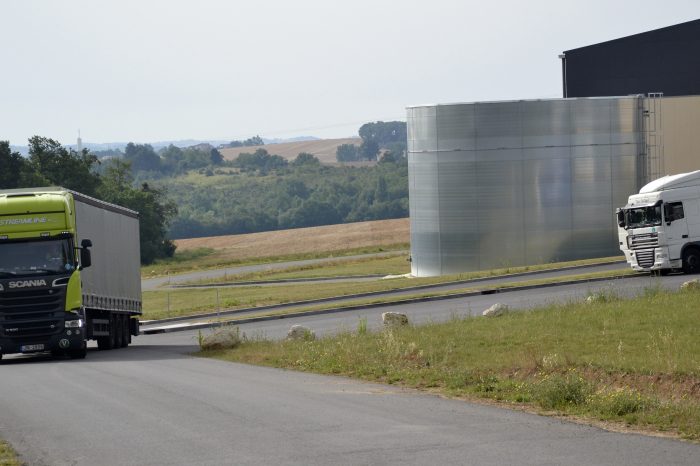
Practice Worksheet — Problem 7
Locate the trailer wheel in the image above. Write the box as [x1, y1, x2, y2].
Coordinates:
[98, 314, 117, 350]
[682, 247, 700, 274]
[114, 314, 123, 349]
[121, 316, 129, 348]
[97, 336, 112, 350]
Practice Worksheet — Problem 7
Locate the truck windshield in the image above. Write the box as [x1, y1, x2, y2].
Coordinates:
[0, 239, 75, 277]
[624, 205, 662, 229]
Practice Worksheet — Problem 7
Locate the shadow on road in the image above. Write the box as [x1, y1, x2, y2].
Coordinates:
[0, 343, 199, 365]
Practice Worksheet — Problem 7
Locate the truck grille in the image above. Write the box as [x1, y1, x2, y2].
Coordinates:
[0, 287, 65, 339]
[629, 233, 659, 250]
[635, 249, 656, 269]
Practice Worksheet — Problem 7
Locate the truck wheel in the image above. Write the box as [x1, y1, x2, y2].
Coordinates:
[98, 314, 117, 350]
[682, 248, 700, 274]
[121, 316, 129, 348]
[97, 336, 112, 350]
[114, 314, 123, 349]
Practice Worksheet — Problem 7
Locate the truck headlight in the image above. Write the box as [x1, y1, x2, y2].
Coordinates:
[65, 319, 84, 328]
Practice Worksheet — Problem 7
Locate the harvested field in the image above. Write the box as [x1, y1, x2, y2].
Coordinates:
[219, 137, 370, 166]
[174, 218, 409, 261]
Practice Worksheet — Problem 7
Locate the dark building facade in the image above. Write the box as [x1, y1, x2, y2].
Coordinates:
[562, 19, 700, 98]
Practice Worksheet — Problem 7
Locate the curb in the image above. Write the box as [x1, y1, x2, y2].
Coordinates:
[169, 274, 386, 288]
[141, 272, 639, 335]
[143, 259, 627, 326]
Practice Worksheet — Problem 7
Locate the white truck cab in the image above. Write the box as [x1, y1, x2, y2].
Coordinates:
[617, 170, 700, 274]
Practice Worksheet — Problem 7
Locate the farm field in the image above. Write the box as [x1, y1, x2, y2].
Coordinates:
[219, 137, 367, 165]
[145, 218, 410, 277]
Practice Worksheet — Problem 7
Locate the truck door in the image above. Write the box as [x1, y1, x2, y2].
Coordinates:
[664, 201, 689, 261]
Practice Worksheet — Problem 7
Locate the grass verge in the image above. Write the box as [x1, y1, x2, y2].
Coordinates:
[143, 267, 635, 322]
[0, 440, 21, 466]
[199, 286, 700, 441]
[180, 253, 410, 285]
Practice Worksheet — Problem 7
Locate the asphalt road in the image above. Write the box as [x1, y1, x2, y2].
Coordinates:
[2, 272, 699, 465]
[141, 261, 631, 328]
[141, 251, 406, 291]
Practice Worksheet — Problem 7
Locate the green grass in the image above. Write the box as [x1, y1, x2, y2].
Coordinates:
[142, 266, 634, 321]
[0, 440, 21, 466]
[199, 287, 700, 441]
[141, 244, 409, 278]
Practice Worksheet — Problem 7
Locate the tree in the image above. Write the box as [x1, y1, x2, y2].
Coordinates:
[210, 148, 224, 165]
[292, 152, 320, 167]
[99, 160, 178, 264]
[358, 121, 407, 160]
[360, 139, 379, 160]
[0, 141, 30, 188]
[232, 149, 287, 174]
[243, 135, 264, 146]
[336, 144, 360, 162]
[124, 142, 161, 172]
[27, 136, 101, 196]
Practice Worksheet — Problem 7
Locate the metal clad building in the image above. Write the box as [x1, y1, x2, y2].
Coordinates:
[562, 19, 700, 98]
[407, 96, 642, 277]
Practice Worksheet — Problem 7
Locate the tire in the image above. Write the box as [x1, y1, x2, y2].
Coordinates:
[98, 314, 117, 350]
[97, 337, 112, 350]
[114, 314, 123, 349]
[682, 247, 700, 274]
[121, 316, 129, 348]
[127, 318, 133, 345]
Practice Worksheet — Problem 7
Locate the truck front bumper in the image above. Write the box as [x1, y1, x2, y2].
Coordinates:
[0, 327, 86, 356]
[628, 247, 682, 272]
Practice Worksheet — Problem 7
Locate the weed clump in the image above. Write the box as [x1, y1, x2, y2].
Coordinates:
[532, 370, 591, 410]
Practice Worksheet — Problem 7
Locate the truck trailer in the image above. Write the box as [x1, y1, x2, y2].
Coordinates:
[0, 188, 141, 359]
[617, 170, 700, 274]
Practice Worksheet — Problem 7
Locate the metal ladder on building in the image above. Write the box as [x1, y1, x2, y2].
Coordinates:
[641, 92, 665, 184]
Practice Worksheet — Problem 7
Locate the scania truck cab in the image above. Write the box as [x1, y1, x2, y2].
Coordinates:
[617, 170, 700, 274]
[0, 188, 141, 360]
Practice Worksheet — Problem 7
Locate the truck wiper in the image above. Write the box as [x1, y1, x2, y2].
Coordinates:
[0, 271, 17, 277]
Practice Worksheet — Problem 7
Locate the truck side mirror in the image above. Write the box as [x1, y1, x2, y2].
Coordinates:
[616, 209, 625, 228]
[80, 239, 92, 269]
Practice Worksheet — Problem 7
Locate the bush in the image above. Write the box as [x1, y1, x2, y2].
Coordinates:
[532, 370, 592, 410]
[590, 388, 657, 417]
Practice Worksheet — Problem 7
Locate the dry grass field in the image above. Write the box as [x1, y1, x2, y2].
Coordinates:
[219, 137, 371, 166]
[174, 218, 409, 261]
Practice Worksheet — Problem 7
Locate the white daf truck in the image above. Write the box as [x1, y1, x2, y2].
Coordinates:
[617, 170, 700, 274]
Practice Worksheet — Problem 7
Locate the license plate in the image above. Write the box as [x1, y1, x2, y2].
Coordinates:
[20, 344, 45, 353]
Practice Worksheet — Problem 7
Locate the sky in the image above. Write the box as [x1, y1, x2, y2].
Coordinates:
[1, 0, 698, 146]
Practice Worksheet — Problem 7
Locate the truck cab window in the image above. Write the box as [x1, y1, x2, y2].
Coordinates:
[664, 202, 685, 223]
[624, 205, 662, 229]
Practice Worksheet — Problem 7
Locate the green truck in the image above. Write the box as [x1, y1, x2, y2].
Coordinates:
[0, 188, 141, 359]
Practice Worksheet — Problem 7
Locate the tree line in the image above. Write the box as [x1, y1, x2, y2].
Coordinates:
[2, 120, 410, 249]
[163, 149, 408, 239]
[0, 138, 177, 264]
[336, 121, 407, 162]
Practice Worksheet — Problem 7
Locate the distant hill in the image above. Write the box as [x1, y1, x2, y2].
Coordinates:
[8, 136, 321, 155]
[219, 137, 366, 165]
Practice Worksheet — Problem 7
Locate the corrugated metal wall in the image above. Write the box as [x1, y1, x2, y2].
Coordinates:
[407, 97, 642, 277]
